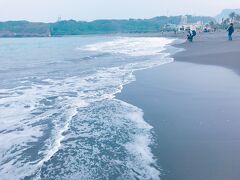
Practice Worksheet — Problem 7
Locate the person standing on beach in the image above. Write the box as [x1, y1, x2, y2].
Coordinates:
[227, 23, 234, 41]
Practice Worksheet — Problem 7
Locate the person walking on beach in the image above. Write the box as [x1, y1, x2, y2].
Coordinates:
[227, 23, 234, 41]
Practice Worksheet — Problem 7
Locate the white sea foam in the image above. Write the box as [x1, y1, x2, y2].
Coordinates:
[0, 80, 89, 179]
[0, 36, 175, 180]
[80, 37, 175, 57]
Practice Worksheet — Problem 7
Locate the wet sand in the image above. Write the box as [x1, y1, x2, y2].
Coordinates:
[117, 32, 240, 180]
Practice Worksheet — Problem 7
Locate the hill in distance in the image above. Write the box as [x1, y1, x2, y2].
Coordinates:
[0, 15, 215, 37]
[215, 9, 240, 22]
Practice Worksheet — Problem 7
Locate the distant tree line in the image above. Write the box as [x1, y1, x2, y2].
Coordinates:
[0, 15, 215, 37]
[222, 12, 240, 29]
[0, 21, 50, 37]
[49, 16, 215, 35]
[209, 12, 240, 30]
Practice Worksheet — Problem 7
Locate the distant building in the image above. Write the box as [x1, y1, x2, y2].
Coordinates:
[163, 24, 178, 31]
[180, 15, 188, 25]
[57, 16, 62, 22]
[177, 19, 205, 32]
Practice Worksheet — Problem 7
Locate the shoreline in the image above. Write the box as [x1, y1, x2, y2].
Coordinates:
[0, 31, 186, 39]
[117, 32, 240, 180]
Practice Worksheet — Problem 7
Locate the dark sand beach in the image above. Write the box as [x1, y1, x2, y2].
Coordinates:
[117, 32, 240, 180]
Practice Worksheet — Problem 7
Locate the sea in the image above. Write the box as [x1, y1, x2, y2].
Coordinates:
[0, 35, 180, 180]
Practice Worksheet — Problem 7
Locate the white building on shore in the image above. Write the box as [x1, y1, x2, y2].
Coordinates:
[177, 15, 205, 32]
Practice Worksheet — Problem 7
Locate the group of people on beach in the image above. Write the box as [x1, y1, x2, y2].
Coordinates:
[187, 23, 235, 42]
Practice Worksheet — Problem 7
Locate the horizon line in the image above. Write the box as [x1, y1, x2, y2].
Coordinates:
[0, 14, 215, 24]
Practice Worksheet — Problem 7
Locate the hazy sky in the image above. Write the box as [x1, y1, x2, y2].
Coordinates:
[0, 0, 240, 22]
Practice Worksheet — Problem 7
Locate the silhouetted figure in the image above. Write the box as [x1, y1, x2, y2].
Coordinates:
[227, 23, 234, 41]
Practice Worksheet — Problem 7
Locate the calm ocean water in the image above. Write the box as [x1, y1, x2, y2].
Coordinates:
[0, 35, 178, 180]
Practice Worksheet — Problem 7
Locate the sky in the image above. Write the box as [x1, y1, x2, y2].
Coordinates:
[0, 0, 240, 22]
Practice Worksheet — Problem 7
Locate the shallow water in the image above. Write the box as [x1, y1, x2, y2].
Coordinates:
[0, 35, 178, 180]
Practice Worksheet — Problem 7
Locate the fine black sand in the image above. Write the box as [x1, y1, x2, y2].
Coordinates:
[117, 32, 240, 180]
